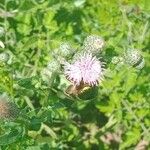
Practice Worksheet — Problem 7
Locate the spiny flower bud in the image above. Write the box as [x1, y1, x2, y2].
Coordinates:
[0, 97, 19, 120]
[59, 42, 74, 58]
[83, 35, 105, 55]
[0, 52, 9, 63]
[72, 50, 85, 62]
[47, 59, 60, 72]
[124, 49, 144, 69]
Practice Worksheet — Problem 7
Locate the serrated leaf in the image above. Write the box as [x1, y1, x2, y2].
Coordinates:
[120, 128, 141, 149]
[0, 127, 25, 145]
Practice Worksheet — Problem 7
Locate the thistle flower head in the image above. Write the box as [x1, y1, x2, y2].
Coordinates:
[124, 49, 145, 69]
[0, 96, 19, 120]
[0, 52, 9, 63]
[59, 42, 74, 58]
[47, 59, 60, 72]
[64, 53, 104, 86]
[124, 49, 142, 66]
[83, 35, 105, 54]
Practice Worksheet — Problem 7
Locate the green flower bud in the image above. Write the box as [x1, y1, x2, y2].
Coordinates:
[47, 59, 60, 72]
[83, 35, 105, 55]
[59, 42, 74, 58]
[124, 49, 144, 69]
[0, 53, 9, 63]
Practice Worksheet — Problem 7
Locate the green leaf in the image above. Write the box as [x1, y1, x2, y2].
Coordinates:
[0, 127, 25, 145]
[120, 128, 141, 149]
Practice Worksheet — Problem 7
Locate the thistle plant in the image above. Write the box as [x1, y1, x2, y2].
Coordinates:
[0, 0, 150, 150]
[46, 36, 145, 98]
[44, 36, 106, 96]
[0, 0, 149, 149]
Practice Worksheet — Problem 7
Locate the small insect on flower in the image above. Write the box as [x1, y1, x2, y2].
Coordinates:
[65, 81, 90, 96]
[83, 35, 105, 55]
[64, 53, 104, 87]
[0, 96, 19, 120]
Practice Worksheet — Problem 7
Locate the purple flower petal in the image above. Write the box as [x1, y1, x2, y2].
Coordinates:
[64, 53, 104, 86]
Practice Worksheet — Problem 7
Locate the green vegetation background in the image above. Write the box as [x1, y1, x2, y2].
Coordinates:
[0, 0, 150, 149]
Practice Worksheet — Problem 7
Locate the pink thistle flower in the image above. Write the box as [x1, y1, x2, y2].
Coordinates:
[64, 53, 104, 86]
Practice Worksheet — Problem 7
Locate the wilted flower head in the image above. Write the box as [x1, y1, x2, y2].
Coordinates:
[64, 53, 104, 86]
[83, 35, 105, 54]
[0, 96, 19, 120]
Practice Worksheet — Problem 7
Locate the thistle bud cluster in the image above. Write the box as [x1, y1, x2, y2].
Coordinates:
[64, 35, 105, 87]
[112, 49, 145, 70]
[44, 35, 144, 92]
[42, 35, 105, 87]
[43, 43, 75, 76]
